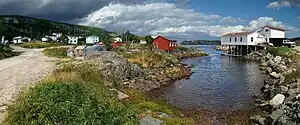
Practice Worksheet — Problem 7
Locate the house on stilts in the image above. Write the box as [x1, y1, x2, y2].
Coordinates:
[221, 25, 286, 56]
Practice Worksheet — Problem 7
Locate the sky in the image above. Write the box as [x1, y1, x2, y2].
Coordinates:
[0, 0, 299, 41]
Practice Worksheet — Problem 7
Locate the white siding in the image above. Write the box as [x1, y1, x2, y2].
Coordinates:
[86, 36, 99, 44]
[270, 29, 285, 38]
[221, 32, 265, 46]
[68, 36, 79, 45]
[247, 32, 264, 45]
[221, 35, 248, 45]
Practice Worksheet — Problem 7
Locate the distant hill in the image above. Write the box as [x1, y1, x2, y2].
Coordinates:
[181, 40, 221, 45]
[291, 37, 300, 42]
[0, 15, 110, 40]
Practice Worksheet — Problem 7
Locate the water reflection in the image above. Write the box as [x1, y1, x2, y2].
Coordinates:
[157, 45, 263, 110]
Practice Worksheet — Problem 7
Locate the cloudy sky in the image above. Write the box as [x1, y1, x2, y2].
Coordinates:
[0, 0, 299, 40]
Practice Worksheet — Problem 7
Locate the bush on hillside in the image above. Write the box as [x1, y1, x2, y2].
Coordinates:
[5, 82, 138, 125]
[0, 44, 20, 59]
[42, 47, 69, 58]
[20, 42, 63, 48]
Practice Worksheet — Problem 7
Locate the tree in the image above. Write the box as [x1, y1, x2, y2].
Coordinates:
[145, 35, 154, 45]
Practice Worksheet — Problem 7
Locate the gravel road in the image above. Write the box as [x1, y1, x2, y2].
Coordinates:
[0, 46, 56, 123]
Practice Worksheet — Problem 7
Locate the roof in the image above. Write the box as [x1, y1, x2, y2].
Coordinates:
[262, 26, 285, 31]
[154, 36, 177, 42]
[222, 31, 255, 37]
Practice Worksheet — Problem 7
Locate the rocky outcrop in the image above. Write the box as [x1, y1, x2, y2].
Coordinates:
[248, 51, 300, 125]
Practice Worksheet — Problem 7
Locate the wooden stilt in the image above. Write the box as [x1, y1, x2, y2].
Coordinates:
[247, 45, 248, 55]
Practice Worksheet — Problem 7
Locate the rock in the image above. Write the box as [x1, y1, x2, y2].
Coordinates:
[110, 89, 129, 100]
[266, 53, 273, 60]
[266, 67, 272, 73]
[261, 62, 268, 67]
[0, 106, 7, 113]
[156, 112, 171, 119]
[250, 115, 266, 125]
[279, 86, 288, 94]
[268, 60, 275, 67]
[140, 116, 164, 125]
[270, 72, 280, 79]
[268, 108, 285, 124]
[86, 52, 143, 83]
[270, 94, 285, 107]
[287, 89, 297, 98]
[261, 84, 270, 92]
[274, 56, 282, 64]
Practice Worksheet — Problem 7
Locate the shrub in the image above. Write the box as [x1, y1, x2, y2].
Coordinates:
[0, 44, 21, 59]
[176, 46, 188, 51]
[20, 42, 63, 48]
[122, 51, 179, 68]
[5, 82, 138, 125]
[42, 47, 69, 58]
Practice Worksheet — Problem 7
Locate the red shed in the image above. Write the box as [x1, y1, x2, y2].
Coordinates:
[153, 36, 177, 51]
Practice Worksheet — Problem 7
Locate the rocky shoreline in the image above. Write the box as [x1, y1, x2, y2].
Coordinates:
[246, 51, 300, 125]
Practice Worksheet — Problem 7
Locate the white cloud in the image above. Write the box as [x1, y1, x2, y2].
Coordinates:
[266, 1, 291, 9]
[220, 16, 245, 24]
[77, 3, 299, 39]
[297, 17, 300, 20]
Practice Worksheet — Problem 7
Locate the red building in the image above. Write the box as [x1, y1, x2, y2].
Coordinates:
[153, 36, 177, 51]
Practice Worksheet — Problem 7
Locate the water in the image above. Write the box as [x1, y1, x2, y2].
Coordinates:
[150, 45, 264, 112]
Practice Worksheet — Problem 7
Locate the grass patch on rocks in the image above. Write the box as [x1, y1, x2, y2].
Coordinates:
[42, 47, 69, 58]
[124, 90, 196, 125]
[20, 42, 63, 48]
[266, 47, 299, 61]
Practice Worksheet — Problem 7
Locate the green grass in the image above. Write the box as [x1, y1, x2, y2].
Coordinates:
[5, 82, 138, 125]
[266, 47, 298, 58]
[42, 47, 69, 58]
[124, 90, 196, 125]
[20, 42, 63, 48]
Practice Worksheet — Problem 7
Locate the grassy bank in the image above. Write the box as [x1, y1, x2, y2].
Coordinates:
[20, 42, 63, 48]
[5, 60, 196, 124]
[42, 47, 69, 58]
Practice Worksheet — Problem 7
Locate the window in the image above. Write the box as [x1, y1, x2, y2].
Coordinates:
[229, 38, 231, 42]
[265, 29, 269, 32]
[235, 37, 237, 42]
[240, 37, 242, 42]
[251, 37, 254, 42]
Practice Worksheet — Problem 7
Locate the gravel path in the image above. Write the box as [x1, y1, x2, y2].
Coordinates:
[0, 46, 57, 123]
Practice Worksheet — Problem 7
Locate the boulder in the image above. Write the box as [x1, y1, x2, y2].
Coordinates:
[266, 67, 272, 73]
[86, 52, 143, 82]
[268, 107, 285, 124]
[279, 86, 288, 94]
[261, 62, 268, 67]
[270, 72, 280, 79]
[250, 115, 266, 125]
[266, 53, 273, 60]
[140, 116, 164, 125]
[270, 94, 285, 107]
[274, 56, 282, 64]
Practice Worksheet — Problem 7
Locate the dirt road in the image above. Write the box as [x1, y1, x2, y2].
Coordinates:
[0, 46, 56, 123]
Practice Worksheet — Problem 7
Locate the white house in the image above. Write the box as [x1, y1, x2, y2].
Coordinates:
[221, 31, 265, 46]
[114, 37, 122, 42]
[45, 33, 63, 41]
[67, 35, 81, 45]
[221, 25, 286, 46]
[13, 36, 31, 44]
[41, 37, 49, 42]
[86, 36, 99, 44]
[259, 26, 285, 43]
